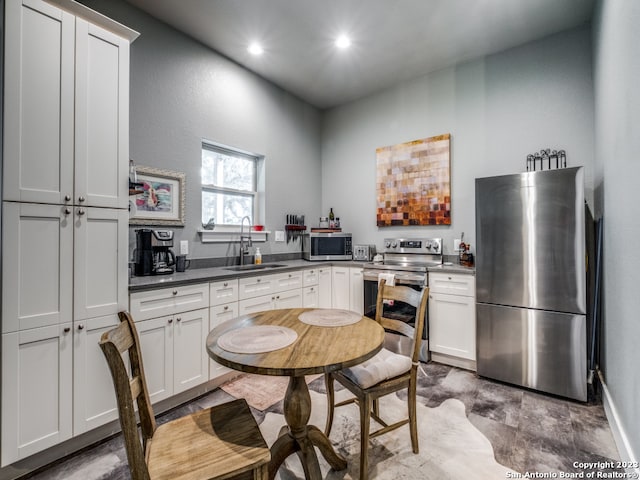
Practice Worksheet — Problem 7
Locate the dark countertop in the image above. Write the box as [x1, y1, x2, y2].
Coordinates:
[428, 263, 476, 275]
[129, 259, 369, 292]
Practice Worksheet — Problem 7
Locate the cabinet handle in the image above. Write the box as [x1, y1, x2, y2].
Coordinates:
[223, 282, 228, 287]
[172, 290, 178, 295]
[168, 318, 173, 323]
[77, 208, 85, 216]
[223, 305, 229, 311]
[271, 296, 275, 300]
[63, 327, 71, 333]
[176, 317, 182, 322]
[78, 196, 86, 202]
[64, 195, 72, 202]
[310, 287, 314, 291]
[77, 324, 84, 330]
[288, 274, 292, 278]
[276, 295, 280, 299]
[257, 279, 261, 283]
[448, 276, 452, 280]
[64, 207, 71, 215]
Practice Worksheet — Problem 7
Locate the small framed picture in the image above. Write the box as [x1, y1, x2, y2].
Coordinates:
[129, 166, 186, 226]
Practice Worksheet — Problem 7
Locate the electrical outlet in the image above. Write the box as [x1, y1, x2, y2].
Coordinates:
[275, 231, 285, 242]
[454, 238, 461, 252]
[180, 240, 189, 255]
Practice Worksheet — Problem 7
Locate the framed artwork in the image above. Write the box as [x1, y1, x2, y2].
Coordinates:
[129, 166, 186, 226]
[376, 133, 451, 226]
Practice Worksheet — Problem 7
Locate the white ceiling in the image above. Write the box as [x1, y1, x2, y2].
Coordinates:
[123, 0, 595, 109]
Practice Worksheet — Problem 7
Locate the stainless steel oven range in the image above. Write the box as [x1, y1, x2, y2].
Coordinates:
[363, 237, 442, 362]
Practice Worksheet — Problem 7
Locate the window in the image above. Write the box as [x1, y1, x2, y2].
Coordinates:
[201, 142, 262, 226]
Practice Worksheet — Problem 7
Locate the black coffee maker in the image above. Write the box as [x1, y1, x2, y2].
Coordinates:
[135, 229, 176, 275]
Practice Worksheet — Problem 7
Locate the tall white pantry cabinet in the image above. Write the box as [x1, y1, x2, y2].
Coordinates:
[1, 0, 137, 467]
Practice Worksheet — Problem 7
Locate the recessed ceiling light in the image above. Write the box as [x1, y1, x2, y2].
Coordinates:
[335, 35, 351, 49]
[248, 43, 263, 55]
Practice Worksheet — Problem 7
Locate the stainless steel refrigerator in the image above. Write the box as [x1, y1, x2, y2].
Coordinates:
[475, 167, 589, 401]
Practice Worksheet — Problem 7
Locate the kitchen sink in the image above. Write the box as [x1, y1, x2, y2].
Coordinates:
[224, 264, 287, 272]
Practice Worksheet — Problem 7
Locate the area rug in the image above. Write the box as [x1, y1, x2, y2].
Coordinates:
[221, 373, 321, 410]
[259, 389, 517, 480]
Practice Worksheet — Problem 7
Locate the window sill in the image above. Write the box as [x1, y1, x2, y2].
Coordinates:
[198, 228, 269, 244]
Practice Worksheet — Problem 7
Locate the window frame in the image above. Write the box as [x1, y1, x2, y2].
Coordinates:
[201, 140, 262, 227]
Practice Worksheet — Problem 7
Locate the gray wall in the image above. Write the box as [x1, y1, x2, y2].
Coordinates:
[79, 0, 323, 261]
[593, 0, 640, 464]
[321, 26, 594, 256]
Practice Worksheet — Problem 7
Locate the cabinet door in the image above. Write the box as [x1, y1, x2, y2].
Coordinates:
[173, 308, 209, 394]
[75, 20, 129, 209]
[349, 268, 364, 315]
[238, 294, 274, 315]
[137, 315, 174, 404]
[209, 305, 236, 380]
[331, 267, 350, 310]
[1, 324, 73, 466]
[2, 203, 73, 333]
[302, 286, 319, 308]
[275, 289, 303, 309]
[429, 292, 476, 360]
[318, 268, 332, 308]
[74, 207, 128, 321]
[72, 315, 120, 434]
[3, 0, 74, 204]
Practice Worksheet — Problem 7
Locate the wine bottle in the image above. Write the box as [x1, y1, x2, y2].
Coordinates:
[329, 208, 335, 228]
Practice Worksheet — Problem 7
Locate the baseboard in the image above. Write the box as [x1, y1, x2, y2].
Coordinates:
[598, 369, 640, 476]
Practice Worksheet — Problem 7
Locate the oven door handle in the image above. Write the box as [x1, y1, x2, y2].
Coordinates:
[363, 270, 426, 286]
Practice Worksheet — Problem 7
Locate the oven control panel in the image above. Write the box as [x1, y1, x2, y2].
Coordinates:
[383, 237, 442, 254]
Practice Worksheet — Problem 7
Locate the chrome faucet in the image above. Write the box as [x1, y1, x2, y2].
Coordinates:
[239, 216, 252, 265]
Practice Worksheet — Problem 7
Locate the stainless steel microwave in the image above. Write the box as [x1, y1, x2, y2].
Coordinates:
[302, 232, 352, 261]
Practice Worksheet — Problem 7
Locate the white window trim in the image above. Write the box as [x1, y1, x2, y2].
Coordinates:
[197, 226, 270, 243]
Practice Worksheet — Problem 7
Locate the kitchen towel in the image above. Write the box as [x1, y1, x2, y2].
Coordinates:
[378, 272, 396, 286]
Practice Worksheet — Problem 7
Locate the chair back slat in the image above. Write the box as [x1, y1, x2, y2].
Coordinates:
[375, 279, 429, 363]
[99, 312, 157, 480]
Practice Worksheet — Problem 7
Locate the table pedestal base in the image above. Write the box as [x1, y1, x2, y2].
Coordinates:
[268, 376, 347, 480]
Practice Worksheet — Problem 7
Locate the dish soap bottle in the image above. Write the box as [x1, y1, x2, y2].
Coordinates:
[254, 247, 262, 265]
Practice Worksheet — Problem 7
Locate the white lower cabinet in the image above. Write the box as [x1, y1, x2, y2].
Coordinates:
[1, 324, 73, 465]
[428, 272, 476, 369]
[331, 267, 350, 309]
[318, 267, 332, 307]
[209, 303, 237, 380]
[349, 267, 364, 314]
[302, 285, 319, 307]
[136, 308, 209, 404]
[72, 315, 120, 435]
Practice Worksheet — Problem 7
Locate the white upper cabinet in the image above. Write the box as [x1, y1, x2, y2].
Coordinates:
[3, 0, 75, 204]
[3, 0, 130, 209]
[74, 20, 130, 209]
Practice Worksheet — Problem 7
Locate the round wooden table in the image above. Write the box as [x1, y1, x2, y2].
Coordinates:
[206, 308, 385, 480]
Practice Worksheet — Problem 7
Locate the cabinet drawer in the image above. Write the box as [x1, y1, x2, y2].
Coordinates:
[239, 274, 277, 299]
[129, 284, 209, 321]
[429, 272, 475, 297]
[303, 268, 319, 287]
[273, 271, 303, 293]
[210, 279, 239, 306]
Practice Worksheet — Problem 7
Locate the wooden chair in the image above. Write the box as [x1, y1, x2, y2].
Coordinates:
[99, 311, 271, 480]
[324, 279, 428, 480]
